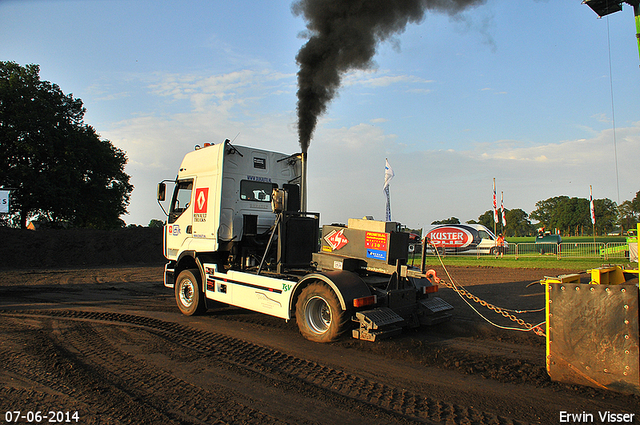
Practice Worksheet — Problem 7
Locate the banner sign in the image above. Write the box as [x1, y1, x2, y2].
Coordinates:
[0, 190, 9, 214]
[426, 226, 474, 249]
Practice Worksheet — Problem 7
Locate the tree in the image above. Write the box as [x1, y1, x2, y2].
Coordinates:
[468, 209, 532, 237]
[148, 219, 164, 228]
[431, 217, 460, 225]
[0, 61, 132, 229]
[631, 190, 640, 215]
[617, 200, 638, 233]
[474, 210, 495, 230]
[529, 196, 569, 230]
[530, 195, 617, 236]
[555, 197, 589, 236]
[593, 198, 617, 235]
[503, 208, 535, 237]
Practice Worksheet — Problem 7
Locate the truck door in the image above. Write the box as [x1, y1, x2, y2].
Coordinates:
[166, 179, 193, 257]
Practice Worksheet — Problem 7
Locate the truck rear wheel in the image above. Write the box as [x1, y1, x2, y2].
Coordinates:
[295, 282, 348, 343]
[175, 269, 207, 316]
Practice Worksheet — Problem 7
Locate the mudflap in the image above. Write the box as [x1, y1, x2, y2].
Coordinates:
[546, 282, 639, 394]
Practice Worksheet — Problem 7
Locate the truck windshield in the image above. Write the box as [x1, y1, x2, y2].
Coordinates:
[240, 180, 276, 202]
[169, 180, 193, 223]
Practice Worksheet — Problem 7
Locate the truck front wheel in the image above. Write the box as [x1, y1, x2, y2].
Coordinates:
[175, 269, 207, 316]
[295, 282, 348, 343]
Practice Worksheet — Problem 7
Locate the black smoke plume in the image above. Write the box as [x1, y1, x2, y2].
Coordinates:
[293, 0, 485, 152]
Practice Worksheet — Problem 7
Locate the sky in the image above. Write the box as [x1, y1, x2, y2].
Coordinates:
[1, 0, 639, 230]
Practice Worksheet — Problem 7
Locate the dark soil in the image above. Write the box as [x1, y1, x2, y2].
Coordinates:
[0, 228, 638, 424]
[0, 227, 165, 269]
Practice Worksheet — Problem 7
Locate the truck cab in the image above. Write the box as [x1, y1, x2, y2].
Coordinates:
[159, 141, 303, 283]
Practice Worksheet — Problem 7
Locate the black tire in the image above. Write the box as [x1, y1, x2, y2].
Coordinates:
[175, 269, 207, 316]
[295, 282, 348, 343]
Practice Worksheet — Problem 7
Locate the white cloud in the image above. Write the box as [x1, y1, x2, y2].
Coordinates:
[405, 88, 432, 94]
[472, 125, 640, 167]
[101, 69, 299, 225]
[342, 69, 433, 88]
[102, 66, 640, 228]
[309, 122, 640, 228]
[146, 69, 294, 112]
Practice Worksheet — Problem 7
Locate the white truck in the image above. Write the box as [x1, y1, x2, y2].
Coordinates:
[157, 140, 452, 342]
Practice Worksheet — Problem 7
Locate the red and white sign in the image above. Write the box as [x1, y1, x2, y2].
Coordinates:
[365, 232, 388, 250]
[325, 229, 349, 251]
[426, 226, 473, 249]
[194, 188, 209, 213]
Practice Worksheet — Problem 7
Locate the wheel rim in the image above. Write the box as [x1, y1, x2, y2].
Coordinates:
[305, 295, 332, 334]
[179, 279, 195, 308]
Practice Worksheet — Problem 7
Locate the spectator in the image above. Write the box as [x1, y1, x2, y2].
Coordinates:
[495, 233, 505, 258]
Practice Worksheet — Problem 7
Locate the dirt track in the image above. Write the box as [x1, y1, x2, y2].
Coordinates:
[1, 262, 638, 425]
[0, 228, 638, 424]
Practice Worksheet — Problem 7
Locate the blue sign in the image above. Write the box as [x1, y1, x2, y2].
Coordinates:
[0, 190, 9, 214]
[366, 249, 387, 261]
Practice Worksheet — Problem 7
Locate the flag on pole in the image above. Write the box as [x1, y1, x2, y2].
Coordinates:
[589, 185, 595, 225]
[384, 159, 394, 222]
[501, 191, 506, 227]
[384, 159, 394, 190]
[493, 178, 498, 224]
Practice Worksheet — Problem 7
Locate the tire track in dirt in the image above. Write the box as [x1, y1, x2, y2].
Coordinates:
[349, 332, 550, 387]
[0, 320, 171, 424]
[0, 309, 533, 425]
[55, 321, 289, 425]
[0, 316, 288, 425]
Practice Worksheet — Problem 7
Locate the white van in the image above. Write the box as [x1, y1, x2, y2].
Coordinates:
[424, 224, 507, 255]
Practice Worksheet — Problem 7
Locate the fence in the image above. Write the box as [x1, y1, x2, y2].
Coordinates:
[416, 242, 632, 260]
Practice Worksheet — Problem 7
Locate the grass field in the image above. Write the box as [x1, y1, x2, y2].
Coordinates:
[408, 255, 632, 270]
[507, 235, 628, 244]
[406, 235, 636, 270]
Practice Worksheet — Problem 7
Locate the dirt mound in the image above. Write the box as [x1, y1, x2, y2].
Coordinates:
[0, 227, 165, 269]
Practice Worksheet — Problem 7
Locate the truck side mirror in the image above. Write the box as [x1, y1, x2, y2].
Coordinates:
[157, 182, 166, 201]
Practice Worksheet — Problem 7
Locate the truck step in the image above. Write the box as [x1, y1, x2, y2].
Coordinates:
[419, 297, 454, 314]
[355, 307, 404, 331]
[418, 297, 454, 325]
[352, 326, 403, 342]
[352, 307, 405, 342]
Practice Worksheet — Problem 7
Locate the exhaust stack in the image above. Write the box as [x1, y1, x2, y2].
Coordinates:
[300, 149, 308, 212]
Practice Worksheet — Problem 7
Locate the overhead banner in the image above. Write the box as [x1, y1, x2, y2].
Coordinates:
[0, 190, 10, 214]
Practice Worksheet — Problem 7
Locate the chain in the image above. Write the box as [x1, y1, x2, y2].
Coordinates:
[438, 278, 546, 337]
[422, 241, 546, 337]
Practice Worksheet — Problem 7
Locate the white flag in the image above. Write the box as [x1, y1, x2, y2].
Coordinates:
[383, 159, 394, 191]
[384, 159, 394, 222]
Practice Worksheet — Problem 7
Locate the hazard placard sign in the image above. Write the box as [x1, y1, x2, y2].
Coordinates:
[324, 229, 349, 251]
